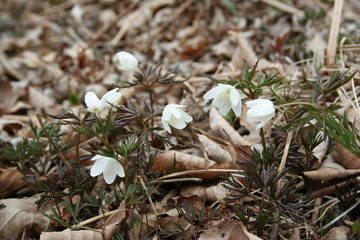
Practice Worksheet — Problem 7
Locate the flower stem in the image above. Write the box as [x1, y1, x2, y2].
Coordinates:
[148, 90, 155, 128]
[260, 128, 267, 150]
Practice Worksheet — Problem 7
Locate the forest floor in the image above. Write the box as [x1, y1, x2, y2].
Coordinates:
[0, 0, 360, 239]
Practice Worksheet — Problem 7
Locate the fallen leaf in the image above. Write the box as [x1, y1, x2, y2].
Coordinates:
[0, 169, 27, 196]
[0, 197, 51, 239]
[333, 143, 360, 169]
[303, 169, 360, 181]
[198, 134, 233, 164]
[180, 183, 229, 202]
[40, 230, 102, 240]
[198, 220, 262, 240]
[41, 206, 127, 240]
[210, 108, 250, 146]
[321, 226, 351, 240]
[0, 80, 20, 114]
[303, 169, 360, 199]
[152, 150, 217, 174]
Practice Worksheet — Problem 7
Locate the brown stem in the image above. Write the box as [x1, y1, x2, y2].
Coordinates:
[36, 114, 72, 170]
[260, 128, 267, 150]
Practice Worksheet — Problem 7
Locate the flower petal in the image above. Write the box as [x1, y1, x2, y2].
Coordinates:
[230, 89, 240, 106]
[246, 99, 273, 107]
[90, 158, 106, 177]
[102, 88, 122, 107]
[169, 117, 187, 129]
[180, 111, 193, 123]
[115, 162, 125, 178]
[162, 107, 172, 121]
[113, 52, 138, 71]
[168, 106, 182, 118]
[247, 104, 274, 118]
[218, 103, 232, 117]
[103, 158, 118, 184]
[203, 86, 223, 99]
[161, 117, 172, 133]
[85, 92, 101, 110]
[232, 99, 242, 117]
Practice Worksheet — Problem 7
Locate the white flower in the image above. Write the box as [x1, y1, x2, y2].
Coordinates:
[113, 51, 138, 71]
[161, 104, 193, 133]
[246, 99, 275, 129]
[85, 88, 122, 115]
[101, 88, 122, 109]
[71, 4, 83, 22]
[203, 84, 242, 117]
[90, 154, 125, 184]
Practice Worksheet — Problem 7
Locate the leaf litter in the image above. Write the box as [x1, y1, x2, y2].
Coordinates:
[0, 0, 360, 239]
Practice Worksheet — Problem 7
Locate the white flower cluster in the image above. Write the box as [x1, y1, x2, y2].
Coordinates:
[84, 51, 277, 184]
[203, 83, 275, 129]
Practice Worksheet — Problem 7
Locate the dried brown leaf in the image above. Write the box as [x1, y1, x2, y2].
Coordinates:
[303, 169, 360, 199]
[0, 169, 27, 196]
[0, 197, 51, 239]
[209, 108, 250, 146]
[321, 226, 351, 240]
[152, 150, 216, 174]
[197, 134, 233, 164]
[41, 207, 126, 240]
[40, 230, 103, 240]
[198, 220, 262, 240]
[333, 143, 360, 169]
[180, 183, 229, 202]
[303, 169, 360, 181]
[0, 80, 20, 114]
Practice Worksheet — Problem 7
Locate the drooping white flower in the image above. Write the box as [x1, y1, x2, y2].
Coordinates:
[113, 51, 138, 71]
[203, 84, 242, 117]
[85, 88, 122, 115]
[90, 154, 125, 184]
[246, 99, 275, 129]
[161, 104, 193, 134]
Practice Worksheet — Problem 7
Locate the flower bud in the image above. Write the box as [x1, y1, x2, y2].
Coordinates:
[246, 99, 275, 129]
[113, 51, 138, 71]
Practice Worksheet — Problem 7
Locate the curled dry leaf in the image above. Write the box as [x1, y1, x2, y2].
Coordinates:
[197, 134, 232, 164]
[41, 206, 126, 240]
[303, 169, 360, 181]
[321, 226, 351, 240]
[209, 108, 250, 146]
[333, 143, 360, 169]
[40, 230, 102, 240]
[0, 197, 51, 239]
[0, 80, 20, 114]
[319, 155, 345, 170]
[152, 150, 240, 179]
[180, 183, 229, 202]
[0, 169, 27, 196]
[152, 150, 217, 174]
[198, 220, 262, 240]
[303, 169, 360, 199]
[312, 133, 328, 163]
